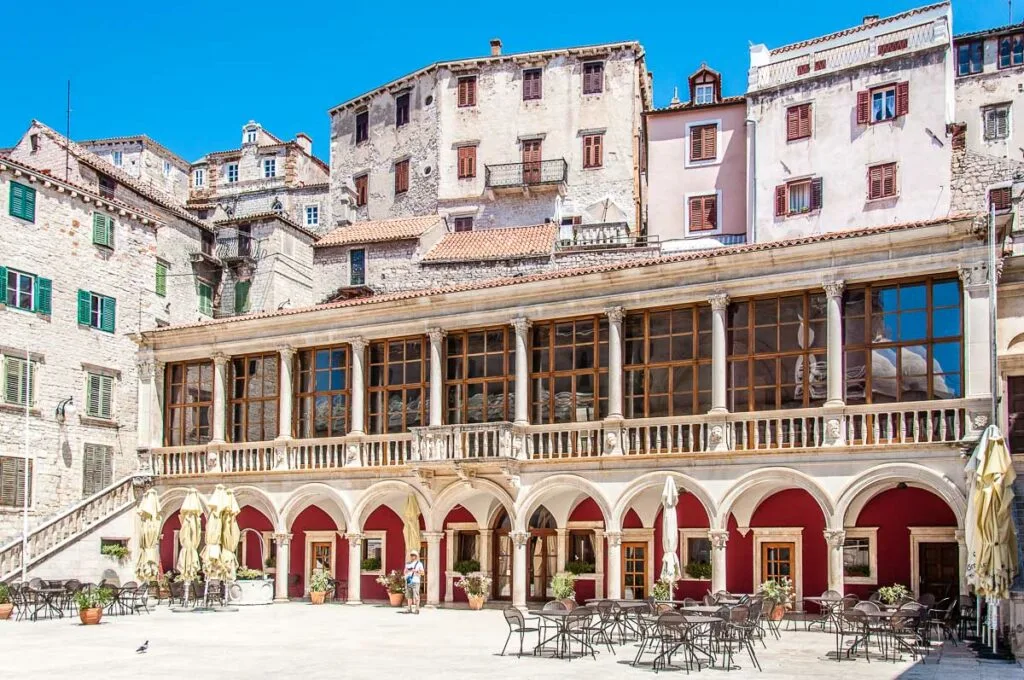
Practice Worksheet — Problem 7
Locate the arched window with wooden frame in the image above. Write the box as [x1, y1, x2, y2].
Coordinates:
[367, 336, 427, 434]
[164, 360, 213, 446]
[530, 316, 608, 424]
[445, 327, 514, 424]
[295, 344, 351, 438]
[229, 352, 280, 442]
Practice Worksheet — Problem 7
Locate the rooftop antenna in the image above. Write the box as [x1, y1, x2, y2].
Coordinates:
[64, 80, 71, 181]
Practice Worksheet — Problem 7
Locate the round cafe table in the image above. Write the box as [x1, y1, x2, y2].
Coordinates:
[527, 609, 595, 660]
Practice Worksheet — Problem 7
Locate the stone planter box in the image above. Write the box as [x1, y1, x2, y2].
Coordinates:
[228, 579, 274, 606]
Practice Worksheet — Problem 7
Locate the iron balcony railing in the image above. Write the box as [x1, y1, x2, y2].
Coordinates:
[485, 159, 568, 189]
[216, 235, 261, 262]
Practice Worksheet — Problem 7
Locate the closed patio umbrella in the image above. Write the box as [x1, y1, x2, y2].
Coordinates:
[660, 477, 682, 586]
[201, 485, 229, 580]
[402, 495, 422, 558]
[965, 425, 1019, 650]
[221, 489, 241, 582]
[177, 489, 203, 603]
[135, 489, 162, 583]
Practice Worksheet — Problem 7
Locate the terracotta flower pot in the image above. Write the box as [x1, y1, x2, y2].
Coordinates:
[467, 594, 486, 611]
[310, 591, 326, 605]
[0, 603, 13, 620]
[769, 604, 786, 621]
[388, 592, 404, 607]
[79, 608, 103, 625]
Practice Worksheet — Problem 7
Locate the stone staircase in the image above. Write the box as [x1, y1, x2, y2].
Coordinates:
[0, 475, 144, 582]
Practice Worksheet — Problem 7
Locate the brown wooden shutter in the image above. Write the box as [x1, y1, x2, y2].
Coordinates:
[810, 177, 823, 210]
[868, 166, 882, 200]
[775, 186, 787, 216]
[690, 126, 703, 160]
[703, 125, 716, 160]
[800, 104, 812, 138]
[705, 196, 717, 228]
[856, 91, 871, 125]
[787, 107, 799, 141]
[882, 164, 896, 197]
[895, 81, 909, 116]
[688, 196, 702, 229]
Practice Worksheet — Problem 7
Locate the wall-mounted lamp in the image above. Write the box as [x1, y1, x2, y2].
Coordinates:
[896, 482, 909, 490]
[55, 397, 76, 423]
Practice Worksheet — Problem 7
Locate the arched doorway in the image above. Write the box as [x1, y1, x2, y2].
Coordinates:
[528, 506, 557, 601]
[492, 510, 511, 600]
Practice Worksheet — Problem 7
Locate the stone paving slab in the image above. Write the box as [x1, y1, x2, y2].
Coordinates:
[3, 603, 1023, 680]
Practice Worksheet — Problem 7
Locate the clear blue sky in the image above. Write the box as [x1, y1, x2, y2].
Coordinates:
[0, 1, 1015, 163]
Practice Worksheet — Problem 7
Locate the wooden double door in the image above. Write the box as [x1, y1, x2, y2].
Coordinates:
[919, 542, 958, 600]
[522, 140, 542, 184]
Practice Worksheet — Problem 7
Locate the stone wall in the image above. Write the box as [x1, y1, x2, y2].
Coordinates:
[25, 503, 139, 584]
[951, 142, 1024, 215]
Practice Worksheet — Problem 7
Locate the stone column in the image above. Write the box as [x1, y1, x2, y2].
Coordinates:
[709, 530, 729, 594]
[444, 529, 456, 603]
[212, 353, 229, 443]
[605, 531, 623, 599]
[428, 328, 446, 428]
[605, 306, 625, 421]
[349, 338, 367, 435]
[152, 360, 165, 447]
[708, 294, 730, 414]
[347, 533, 363, 604]
[823, 529, 846, 594]
[273, 533, 292, 602]
[511, 531, 529, 608]
[959, 264, 994, 407]
[425, 531, 443, 607]
[136, 355, 155, 450]
[956, 529, 969, 602]
[823, 280, 845, 408]
[276, 346, 295, 440]
[556, 528, 568, 573]
[511, 318, 531, 426]
[478, 529, 492, 574]
[594, 528, 606, 599]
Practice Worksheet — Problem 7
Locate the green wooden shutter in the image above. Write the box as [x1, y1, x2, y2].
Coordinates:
[155, 262, 167, 297]
[235, 281, 251, 314]
[87, 374, 113, 419]
[83, 444, 111, 495]
[0, 456, 26, 506]
[198, 283, 212, 316]
[77, 290, 92, 325]
[0, 266, 7, 304]
[100, 296, 116, 333]
[92, 213, 113, 247]
[82, 445, 96, 495]
[9, 182, 36, 222]
[34, 277, 52, 315]
[3, 357, 21, 405]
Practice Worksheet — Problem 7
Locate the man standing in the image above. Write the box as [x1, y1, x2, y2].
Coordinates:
[404, 550, 425, 614]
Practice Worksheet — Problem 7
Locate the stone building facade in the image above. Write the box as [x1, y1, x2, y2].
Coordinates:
[79, 135, 192, 204]
[328, 40, 649, 234]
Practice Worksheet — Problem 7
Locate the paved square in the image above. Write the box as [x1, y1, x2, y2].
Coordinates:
[3, 603, 1022, 679]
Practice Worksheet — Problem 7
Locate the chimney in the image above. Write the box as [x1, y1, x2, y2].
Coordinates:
[295, 132, 313, 155]
[862, 15, 879, 25]
[490, 38, 502, 56]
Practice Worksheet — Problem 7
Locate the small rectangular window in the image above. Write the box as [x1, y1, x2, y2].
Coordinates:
[842, 537, 872, 578]
[92, 212, 115, 248]
[990, 187, 1013, 211]
[583, 134, 603, 168]
[394, 159, 409, 195]
[193, 169, 205, 188]
[694, 83, 714, 105]
[859, 82, 909, 124]
[396, 92, 410, 127]
[112, 150, 123, 167]
[354, 174, 368, 207]
[457, 76, 477, 108]
[226, 163, 239, 183]
[197, 282, 213, 316]
[775, 178, 823, 216]
[457, 145, 476, 179]
[356, 110, 369, 142]
[4, 268, 35, 311]
[82, 444, 113, 496]
[9, 182, 36, 222]
[958, 40, 984, 76]
[0, 455, 32, 507]
[2, 356, 37, 407]
[78, 290, 116, 332]
[687, 194, 717, 232]
[361, 537, 382, 569]
[786, 104, 812, 141]
[998, 35, 1024, 69]
[98, 174, 116, 199]
[350, 248, 366, 286]
[523, 69, 542, 101]
[452, 216, 473, 232]
[163, 161, 172, 177]
[155, 261, 168, 297]
[867, 163, 898, 200]
[86, 373, 113, 419]
[690, 124, 717, 162]
[263, 158, 277, 178]
[305, 205, 319, 226]
[983, 105, 1011, 140]
[583, 62, 604, 94]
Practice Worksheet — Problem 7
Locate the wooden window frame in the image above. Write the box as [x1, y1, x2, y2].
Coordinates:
[82, 443, 113, 496]
[686, 193, 718, 233]
[395, 92, 410, 127]
[867, 163, 898, 201]
[457, 145, 477, 179]
[725, 292, 828, 413]
[844, 277, 963, 405]
[85, 372, 114, 419]
[367, 336, 428, 434]
[193, 169, 205, 188]
[3, 355, 37, 407]
[983, 105, 1011, 141]
[394, 159, 410, 195]
[355, 110, 369, 143]
[859, 82, 909, 125]
[164, 360, 214, 446]
[583, 134, 603, 169]
[228, 352, 280, 443]
[349, 248, 366, 286]
[0, 456, 32, 508]
[305, 205, 320, 227]
[688, 123, 718, 163]
[92, 212, 115, 249]
[226, 163, 239, 183]
[4, 267, 36, 311]
[354, 174, 368, 207]
[197, 282, 213, 316]
[786, 103, 812, 141]
[522, 68, 543, 101]
[444, 327, 515, 425]
[624, 305, 712, 420]
[957, 40, 984, 76]
[452, 216, 473, 232]
[990, 186, 1013, 212]
[295, 344, 351, 439]
[530, 316, 608, 424]
[775, 177, 823, 217]
[262, 158, 277, 179]
[582, 61, 604, 94]
[457, 76, 477, 108]
[155, 261, 168, 297]
[9, 182, 36, 222]
[998, 34, 1024, 69]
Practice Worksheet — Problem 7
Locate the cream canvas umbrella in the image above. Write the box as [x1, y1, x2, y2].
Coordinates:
[201, 485, 229, 580]
[965, 425, 1019, 650]
[221, 489, 241, 582]
[660, 477, 682, 587]
[135, 489, 162, 583]
[177, 488, 203, 604]
[402, 495, 422, 558]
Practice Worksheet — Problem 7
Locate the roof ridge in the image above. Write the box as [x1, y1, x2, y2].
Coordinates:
[769, 2, 949, 55]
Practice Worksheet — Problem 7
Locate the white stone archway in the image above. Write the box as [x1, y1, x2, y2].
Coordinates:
[834, 463, 967, 530]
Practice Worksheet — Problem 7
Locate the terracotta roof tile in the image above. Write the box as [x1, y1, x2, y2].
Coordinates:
[146, 214, 981, 334]
[423, 224, 556, 262]
[315, 216, 445, 248]
[770, 2, 949, 55]
[955, 21, 1024, 41]
[647, 95, 746, 115]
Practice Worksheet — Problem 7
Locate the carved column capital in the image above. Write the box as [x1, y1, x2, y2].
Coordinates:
[822, 279, 845, 299]
[708, 293, 730, 311]
[709, 529, 729, 550]
[511, 316, 532, 336]
[823, 529, 846, 549]
[346, 532, 364, 547]
[510, 531, 530, 548]
[605, 306, 625, 325]
[954, 529, 966, 545]
[137, 358, 157, 381]
[427, 327, 447, 344]
[213, 352, 229, 367]
[605, 531, 623, 548]
[423, 531, 443, 544]
[272, 532, 292, 546]
[348, 336, 368, 353]
[278, 345, 296, 360]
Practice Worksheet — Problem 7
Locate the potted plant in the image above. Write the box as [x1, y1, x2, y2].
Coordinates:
[0, 583, 12, 620]
[758, 577, 793, 621]
[651, 578, 673, 601]
[844, 564, 870, 578]
[75, 586, 113, 625]
[453, 559, 481, 575]
[877, 583, 911, 605]
[375, 570, 406, 606]
[551, 571, 576, 607]
[564, 560, 596, 576]
[455, 573, 493, 610]
[309, 570, 332, 605]
[361, 557, 381, 572]
[100, 543, 130, 563]
[685, 562, 712, 580]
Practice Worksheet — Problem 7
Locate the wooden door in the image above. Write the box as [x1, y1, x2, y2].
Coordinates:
[761, 542, 795, 583]
[622, 542, 648, 600]
[311, 541, 332, 585]
[919, 542, 958, 600]
[492, 530, 511, 600]
[522, 140, 542, 184]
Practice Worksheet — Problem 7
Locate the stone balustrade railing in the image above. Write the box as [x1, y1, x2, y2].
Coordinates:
[145, 398, 984, 478]
[0, 475, 143, 582]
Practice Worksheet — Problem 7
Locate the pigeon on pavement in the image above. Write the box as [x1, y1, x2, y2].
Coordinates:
[136, 641, 149, 654]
